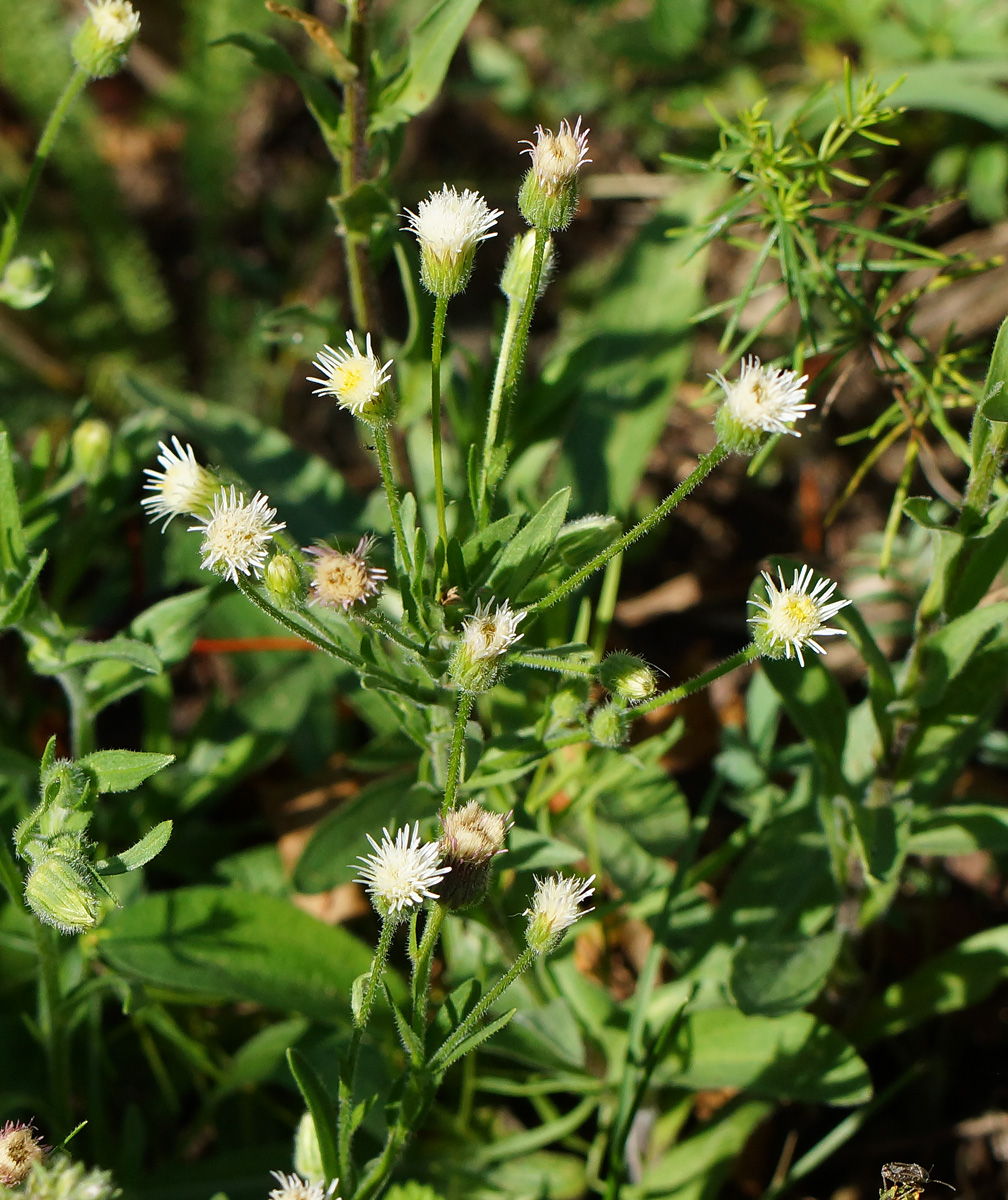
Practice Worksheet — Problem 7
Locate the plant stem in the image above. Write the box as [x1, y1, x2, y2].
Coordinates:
[430, 294, 451, 559]
[0, 838, 24, 908]
[429, 946, 536, 1073]
[0, 68, 89, 276]
[58, 669, 95, 758]
[499, 227, 549, 440]
[375, 420, 413, 575]
[476, 298, 522, 526]
[339, 915, 398, 1182]
[410, 902, 446, 1058]
[527, 443, 730, 615]
[441, 691, 475, 816]
[510, 651, 595, 677]
[632, 643, 761, 715]
[591, 552, 624, 658]
[340, 0, 379, 333]
[34, 920, 72, 1130]
[962, 419, 1008, 532]
[356, 606, 425, 654]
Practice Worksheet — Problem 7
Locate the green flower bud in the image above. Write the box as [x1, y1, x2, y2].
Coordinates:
[598, 652, 657, 704]
[72, 1, 140, 78]
[24, 854, 100, 935]
[551, 684, 586, 723]
[589, 702, 628, 749]
[264, 552, 304, 610]
[293, 1113, 325, 1184]
[0, 252, 54, 310]
[499, 231, 555, 306]
[70, 419, 113, 483]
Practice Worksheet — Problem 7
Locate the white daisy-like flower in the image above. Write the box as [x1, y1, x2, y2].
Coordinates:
[268, 1171, 339, 1200]
[304, 535, 387, 610]
[308, 332, 392, 417]
[354, 823, 450, 919]
[142, 436, 216, 531]
[712, 356, 814, 440]
[403, 185, 502, 297]
[521, 117, 591, 191]
[524, 873, 596, 954]
[460, 598, 526, 662]
[189, 486, 285, 585]
[748, 564, 851, 667]
[87, 0, 140, 46]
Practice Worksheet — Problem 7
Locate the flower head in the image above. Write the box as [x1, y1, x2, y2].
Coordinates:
[142, 436, 217, 531]
[355, 823, 450, 920]
[0, 1120, 47, 1186]
[402, 185, 502, 297]
[269, 1171, 339, 1200]
[449, 598, 526, 692]
[524, 873, 595, 955]
[438, 801, 512, 909]
[189, 486, 285, 585]
[519, 117, 590, 230]
[598, 651, 657, 704]
[73, 0, 140, 76]
[712, 356, 814, 453]
[308, 332, 392, 420]
[748, 564, 851, 667]
[304, 536, 386, 611]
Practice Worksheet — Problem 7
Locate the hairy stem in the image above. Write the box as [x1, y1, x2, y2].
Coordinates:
[476, 298, 522, 526]
[430, 294, 451, 558]
[441, 691, 475, 816]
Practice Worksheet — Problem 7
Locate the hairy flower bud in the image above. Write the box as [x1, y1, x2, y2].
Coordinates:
[71, 419, 113, 484]
[72, 0, 140, 78]
[598, 652, 657, 704]
[518, 118, 590, 231]
[264, 553, 304, 610]
[589, 702, 628, 749]
[499, 231, 555, 307]
[24, 854, 100, 935]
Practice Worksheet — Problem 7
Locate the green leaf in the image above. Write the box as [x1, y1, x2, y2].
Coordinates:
[506, 828, 585, 872]
[131, 588, 212, 665]
[730, 932, 841, 1016]
[384, 983, 423, 1059]
[0, 549, 47, 627]
[372, 0, 481, 134]
[58, 636, 162, 675]
[292, 778, 432, 893]
[98, 887, 375, 1021]
[0, 427, 26, 571]
[978, 312, 1008, 421]
[854, 924, 1008, 1045]
[916, 601, 1008, 707]
[486, 487, 571, 602]
[286, 1047, 340, 1183]
[79, 750, 175, 794]
[909, 803, 1008, 857]
[436, 1008, 516, 1071]
[655, 1007, 872, 1105]
[759, 656, 849, 788]
[97, 821, 173, 875]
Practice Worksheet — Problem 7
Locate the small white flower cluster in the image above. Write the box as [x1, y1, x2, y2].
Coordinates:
[712, 356, 814, 452]
[141, 436, 216, 531]
[403, 185, 503, 298]
[521, 117, 592, 192]
[525, 873, 596, 955]
[305, 536, 386, 611]
[355, 823, 450, 920]
[449, 598, 526, 692]
[749, 564, 851, 666]
[268, 1171, 339, 1200]
[190, 486, 286, 585]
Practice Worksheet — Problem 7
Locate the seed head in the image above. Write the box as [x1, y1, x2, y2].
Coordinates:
[712, 357, 814, 454]
[268, 1171, 339, 1200]
[402, 185, 502, 298]
[0, 1121, 46, 1186]
[189, 486, 285, 585]
[304, 536, 386, 611]
[142, 436, 217, 531]
[748, 564, 851, 666]
[354, 823, 450, 920]
[524, 873, 596, 955]
[308, 332, 392, 421]
[438, 801, 512, 909]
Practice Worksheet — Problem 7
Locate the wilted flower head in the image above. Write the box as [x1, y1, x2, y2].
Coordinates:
[402, 185, 502, 297]
[449, 598, 526, 692]
[304, 536, 386, 611]
[748, 564, 851, 667]
[189, 486, 285, 585]
[0, 1120, 46, 1186]
[712, 356, 814, 453]
[142, 436, 216, 531]
[73, 0, 140, 77]
[308, 332, 392, 420]
[438, 801, 513, 909]
[355, 823, 450, 920]
[268, 1171, 339, 1200]
[519, 117, 590, 231]
[524, 873, 596, 955]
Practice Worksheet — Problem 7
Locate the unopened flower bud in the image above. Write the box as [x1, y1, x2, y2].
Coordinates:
[499, 231, 555, 306]
[264, 553, 304, 610]
[293, 1113, 325, 1185]
[589, 702, 628, 749]
[551, 685, 586, 723]
[449, 599, 525, 693]
[24, 854, 100, 935]
[518, 117, 590, 231]
[71, 419, 113, 483]
[72, 0, 140, 78]
[598, 652, 657, 704]
[437, 801, 512, 909]
[0, 1121, 46, 1186]
[0, 252, 54, 309]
